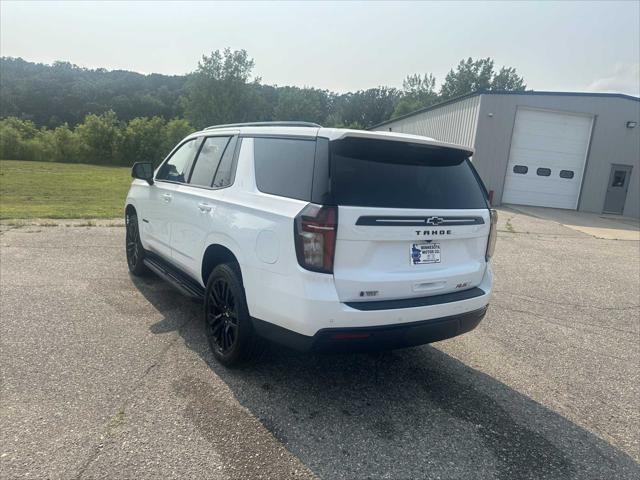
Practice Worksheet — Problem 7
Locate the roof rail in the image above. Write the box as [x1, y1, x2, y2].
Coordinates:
[205, 121, 322, 130]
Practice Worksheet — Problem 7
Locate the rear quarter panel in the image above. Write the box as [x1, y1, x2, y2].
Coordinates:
[203, 137, 310, 316]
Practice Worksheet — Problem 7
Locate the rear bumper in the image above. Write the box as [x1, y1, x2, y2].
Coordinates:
[252, 305, 488, 352]
[244, 264, 493, 337]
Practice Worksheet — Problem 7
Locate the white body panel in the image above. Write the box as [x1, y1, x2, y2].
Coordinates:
[502, 108, 593, 209]
[125, 126, 493, 338]
[170, 183, 228, 279]
[333, 207, 490, 302]
[130, 180, 180, 258]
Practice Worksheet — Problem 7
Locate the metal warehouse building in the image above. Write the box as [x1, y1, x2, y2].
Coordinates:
[371, 91, 640, 218]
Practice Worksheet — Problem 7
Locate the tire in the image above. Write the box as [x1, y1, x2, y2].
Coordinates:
[204, 263, 261, 367]
[125, 211, 149, 276]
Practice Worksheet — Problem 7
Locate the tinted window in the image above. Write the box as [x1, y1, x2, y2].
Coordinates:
[330, 138, 487, 209]
[189, 136, 230, 187]
[156, 139, 200, 183]
[537, 167, 551, 177]
[213, 137, 238, 188]
[254, 138, 316, 200]
[559, 170, 574, 179]
[513, 165, 528, 174]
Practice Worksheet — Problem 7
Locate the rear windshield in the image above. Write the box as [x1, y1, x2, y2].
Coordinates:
[330, 138, 488, 209]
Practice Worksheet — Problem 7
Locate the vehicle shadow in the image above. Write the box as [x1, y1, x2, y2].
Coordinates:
[132, 276, 640, 480]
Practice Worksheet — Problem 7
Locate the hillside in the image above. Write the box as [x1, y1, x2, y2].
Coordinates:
[0, 57, 186, 126]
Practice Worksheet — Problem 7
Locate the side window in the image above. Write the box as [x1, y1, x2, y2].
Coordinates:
[559, 170, 574, 179]
[212, 136, 238, 188]
[156, 139, 200, 183]
[536, 167, 551, 177]
[254, 137, 316, 201]
[189, 136, 230, 187]
[513, 165, 528, 174]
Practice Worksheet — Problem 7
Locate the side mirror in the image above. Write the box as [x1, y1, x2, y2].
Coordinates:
[131, 162, 154, 185]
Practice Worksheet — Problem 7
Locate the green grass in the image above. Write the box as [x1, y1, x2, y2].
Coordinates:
[0, 160, 132, 219]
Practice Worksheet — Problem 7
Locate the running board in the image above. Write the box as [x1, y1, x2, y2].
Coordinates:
[143, 254, 205, 301]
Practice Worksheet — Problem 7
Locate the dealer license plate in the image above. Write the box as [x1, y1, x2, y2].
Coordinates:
[411, 242, 441, 265]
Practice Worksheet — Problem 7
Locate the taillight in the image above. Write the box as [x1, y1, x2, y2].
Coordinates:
[485, 209, 498, 261]
[294, 203, 338, 273]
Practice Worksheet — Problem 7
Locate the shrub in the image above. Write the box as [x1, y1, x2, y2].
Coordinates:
[118, 116, 167, 166]
[0, 118, 40, 160]
[162, 118, 194, 161]
[0, 113, 194, 166]
[50, 124, 81, 163]
[75, 111, 122, 165]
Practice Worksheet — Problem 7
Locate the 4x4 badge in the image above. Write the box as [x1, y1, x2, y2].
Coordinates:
[426, 217, 444, 226]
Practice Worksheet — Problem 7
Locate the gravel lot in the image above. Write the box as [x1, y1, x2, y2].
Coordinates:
[1, 209, 639, 479]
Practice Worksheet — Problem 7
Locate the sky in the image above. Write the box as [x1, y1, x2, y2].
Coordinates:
[1, 1, 639, 96]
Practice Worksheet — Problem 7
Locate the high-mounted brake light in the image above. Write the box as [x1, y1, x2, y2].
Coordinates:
[485, 209, 498, 261]
[294, 203, 338, 273]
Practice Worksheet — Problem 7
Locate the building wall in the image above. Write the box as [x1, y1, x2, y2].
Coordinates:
[581, 99, 640, 218]
[372, 92, 640, 217]
[372, 95, 481, 148]
[474, 94, 640, 217]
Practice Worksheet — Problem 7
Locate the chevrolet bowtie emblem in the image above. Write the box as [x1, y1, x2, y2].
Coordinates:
[425, 217, 444, 226]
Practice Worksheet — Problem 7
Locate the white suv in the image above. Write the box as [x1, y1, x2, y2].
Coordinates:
[125, 122, 496, 366]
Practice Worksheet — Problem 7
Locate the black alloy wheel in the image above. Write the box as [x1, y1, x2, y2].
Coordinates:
[204, 263, 261, 367]
[206, 277, 239, 355]
[125, 212, 148, 276]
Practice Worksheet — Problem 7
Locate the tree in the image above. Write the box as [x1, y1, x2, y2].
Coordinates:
[0, 118, 41, 160]
[0, 57, 184, 127]
[117, 116, 167, 166]
[1, 54, 528, 150]
[50, 124, 80, 163]
[332, 87, 401, 128]
[0, 119, 29, 160]
[273, 86, 330, 124]
[393, 73, 438, 118]
[75, 111, 122, 165]
[440, 58, 494, 100]
[162, 118, 194, 160]
[491, 66, 527, 91]
[440, 57, 526, 100]
[182, 49, 263, 128]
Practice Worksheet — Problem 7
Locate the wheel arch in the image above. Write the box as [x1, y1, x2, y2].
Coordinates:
[125, 201, 148, 250]
[201, 243, 243, 287]
[125, 203, 137, 217]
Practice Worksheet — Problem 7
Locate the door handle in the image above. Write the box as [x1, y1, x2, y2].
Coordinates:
[161, 193, 172, 202]
[198, 202, 212, 213]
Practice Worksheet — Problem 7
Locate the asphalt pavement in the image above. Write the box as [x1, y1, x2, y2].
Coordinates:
[0, 209, 638, 479]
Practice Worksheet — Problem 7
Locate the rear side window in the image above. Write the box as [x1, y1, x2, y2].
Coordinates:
[254, 138, 316, 201]
[213, 136, 238, 188]
[189, 136, 230, 187]
[330, 138, 488, 209]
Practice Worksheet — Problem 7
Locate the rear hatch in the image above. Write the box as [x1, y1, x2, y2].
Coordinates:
[330, 136, 490, 303]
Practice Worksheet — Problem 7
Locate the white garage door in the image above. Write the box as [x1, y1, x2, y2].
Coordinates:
[502, 108, 593, 209]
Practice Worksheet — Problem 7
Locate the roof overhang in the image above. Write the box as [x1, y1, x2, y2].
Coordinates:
[369, 90, 640, 130]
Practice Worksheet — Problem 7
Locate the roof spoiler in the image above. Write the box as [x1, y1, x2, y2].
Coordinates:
[331, 130, 474, 156]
